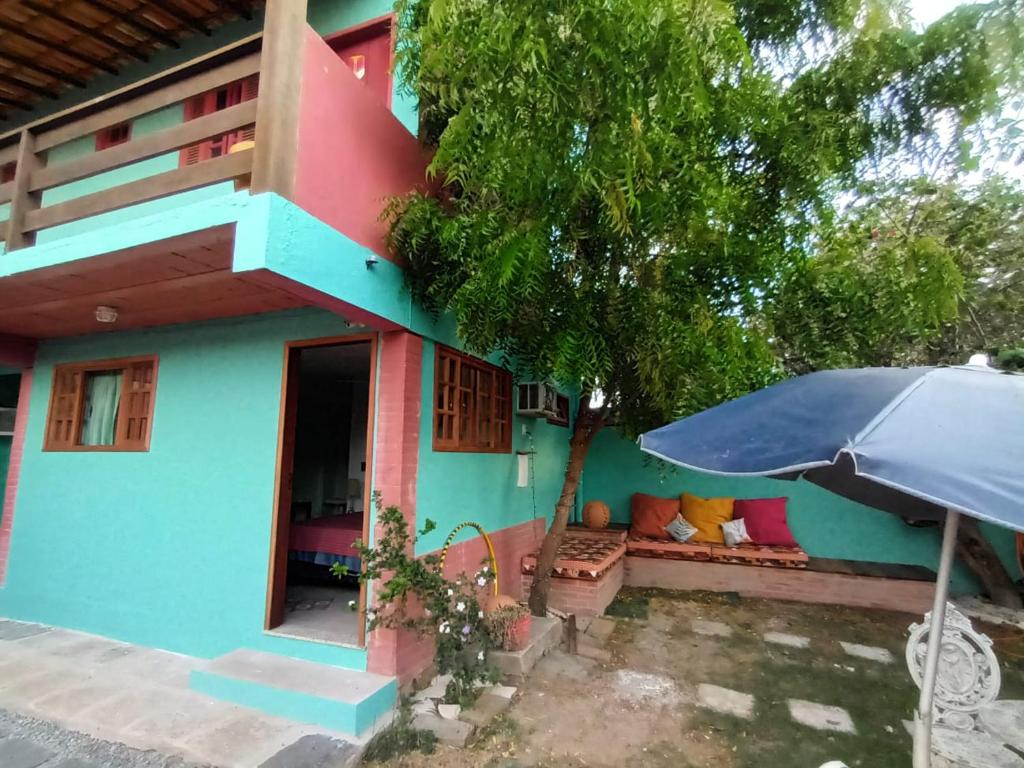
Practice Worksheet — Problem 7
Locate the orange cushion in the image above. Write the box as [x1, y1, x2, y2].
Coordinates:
[629, 493, 680, 540]
[681, 492, 734, 544]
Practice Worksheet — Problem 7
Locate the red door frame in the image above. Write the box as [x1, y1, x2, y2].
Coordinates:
[322, 14, 396, 110]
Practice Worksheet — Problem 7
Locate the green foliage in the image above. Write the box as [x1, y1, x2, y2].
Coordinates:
[388, 0, 1020, 434]
[769, 176, 1024, 371]
[361, 703, 437, 762]
[332, 492, 498, 705]
[998, 348, 1024, 371]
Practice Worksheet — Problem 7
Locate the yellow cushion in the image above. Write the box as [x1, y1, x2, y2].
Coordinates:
[681, 492, 734, 544]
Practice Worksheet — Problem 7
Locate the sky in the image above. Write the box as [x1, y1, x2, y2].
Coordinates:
[909, 0, 968, 27]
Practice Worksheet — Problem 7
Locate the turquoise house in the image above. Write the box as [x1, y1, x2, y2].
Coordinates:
[0, 0, 1015, 741]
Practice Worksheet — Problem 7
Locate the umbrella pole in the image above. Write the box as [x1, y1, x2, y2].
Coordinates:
[912, 508, 960, 768]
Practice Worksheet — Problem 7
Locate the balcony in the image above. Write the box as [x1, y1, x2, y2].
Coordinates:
[0, 1, 431, 340]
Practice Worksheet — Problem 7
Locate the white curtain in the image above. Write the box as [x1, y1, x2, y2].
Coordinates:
[81, 372, 122, 446]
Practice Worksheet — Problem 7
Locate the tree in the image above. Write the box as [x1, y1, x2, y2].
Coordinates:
[387, 0, 1024, 614]
[770, 176, 1024, 373]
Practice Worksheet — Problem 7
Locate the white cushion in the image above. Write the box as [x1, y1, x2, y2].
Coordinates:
[721, 518, 753, 547]
[665, 515, 698, 543]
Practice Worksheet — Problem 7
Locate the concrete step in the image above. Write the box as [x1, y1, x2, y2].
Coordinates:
[489, 616, 562, 683]
[190, 650, 396, 739]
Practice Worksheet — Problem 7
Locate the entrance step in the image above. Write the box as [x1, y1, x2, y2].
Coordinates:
[190, 650, 396, 739]
[489, 616, 562, 683]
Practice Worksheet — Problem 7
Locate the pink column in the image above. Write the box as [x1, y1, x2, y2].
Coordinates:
[367, 331, 433, 682]
[0, 368, 33, 585]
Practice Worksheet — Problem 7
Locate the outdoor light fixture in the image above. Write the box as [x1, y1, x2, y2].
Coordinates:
[95, 305, 119, 324]
[365, 253, 378, 269]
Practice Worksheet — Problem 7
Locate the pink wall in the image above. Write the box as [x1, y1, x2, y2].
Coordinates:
[368, 330, 429, 680]
[0, 369, 33, 585]
[294, 28, 432, 263]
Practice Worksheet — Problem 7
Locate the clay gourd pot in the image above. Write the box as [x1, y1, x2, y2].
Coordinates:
[583, 500, 611, 529]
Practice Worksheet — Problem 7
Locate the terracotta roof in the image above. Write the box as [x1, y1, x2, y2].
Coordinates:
[0, 0, 263, 121]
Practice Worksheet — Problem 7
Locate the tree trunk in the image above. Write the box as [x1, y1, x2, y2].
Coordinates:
[527, 401, 604, 616]
[956, 515, 1022, 609]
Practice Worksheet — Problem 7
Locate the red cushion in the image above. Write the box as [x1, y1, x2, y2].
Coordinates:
[733, 497, 798, 547]
[629, 493, 680, 540]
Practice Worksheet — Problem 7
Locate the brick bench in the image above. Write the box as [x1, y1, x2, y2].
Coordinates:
[623, 554, 936, 614]
[520, 528, 627, 616]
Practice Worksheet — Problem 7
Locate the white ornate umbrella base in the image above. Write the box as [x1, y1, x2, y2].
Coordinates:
[980, 701, 1024, 751]
[932, 727, 1024, 768]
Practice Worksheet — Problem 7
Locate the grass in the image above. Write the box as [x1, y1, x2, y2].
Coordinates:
[362, 704, 438, 763]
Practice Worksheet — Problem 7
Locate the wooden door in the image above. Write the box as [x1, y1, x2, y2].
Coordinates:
[267, 348, 301, 628]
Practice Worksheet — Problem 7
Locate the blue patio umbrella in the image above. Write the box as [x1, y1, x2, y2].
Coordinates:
[638, 364, 1024, 767]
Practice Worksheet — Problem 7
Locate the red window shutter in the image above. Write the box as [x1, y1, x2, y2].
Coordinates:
[119, 361, 156, 449]
[96, 122, 132, 151]
[0, 162, 15, 184]
[180, 75, 259, 167]
[46, 368, 85, 450]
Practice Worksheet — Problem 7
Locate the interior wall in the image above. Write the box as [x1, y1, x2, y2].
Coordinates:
[293, 381, 353, 518]
[583, 427, 1020, 594]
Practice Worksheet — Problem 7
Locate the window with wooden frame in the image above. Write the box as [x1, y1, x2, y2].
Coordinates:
[45, 356, 158, 452]
[434, 346, 512, 453]
[179, 74, 258, 167]
[95, 122, 132, 151]
[0, 161, 14, 184]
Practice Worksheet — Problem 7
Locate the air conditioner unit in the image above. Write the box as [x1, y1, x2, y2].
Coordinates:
[517, 382, 559, 418]
[0, 407, 14, 436]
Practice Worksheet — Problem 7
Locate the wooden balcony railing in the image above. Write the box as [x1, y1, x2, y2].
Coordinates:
[0, 0, 307, 252]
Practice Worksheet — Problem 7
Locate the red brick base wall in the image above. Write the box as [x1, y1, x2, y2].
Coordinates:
[441, 517, 546, 599]
[520, 558, 625, 617]
[624, 555, 935, 615]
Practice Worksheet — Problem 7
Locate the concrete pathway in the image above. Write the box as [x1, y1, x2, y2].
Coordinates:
[0, 619, 358, 768]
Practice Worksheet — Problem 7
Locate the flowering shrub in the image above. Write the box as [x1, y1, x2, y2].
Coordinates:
[332, 492, 498, 705]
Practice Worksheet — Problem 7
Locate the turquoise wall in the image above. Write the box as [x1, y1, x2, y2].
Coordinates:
[1, 0, 416, 248]
[583, 428, 1020, 594]
[414, 340, 573, 555]
[0, 373, 18, 526]
[0, 309, 369, 668]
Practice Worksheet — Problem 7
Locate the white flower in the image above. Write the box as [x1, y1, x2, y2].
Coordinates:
[478, 610, 484, 619]
[367, 611, 376, 622]
[482, 565, 490, 573]
[456, 601, 466, 613]
[439, 620, 450, 634]
[477, 651, 485, 661]
[424, 608, 432, 617]
[347, 600, 356, 608]
[447, 588, 454, 597]
[476, 576, 487, 587]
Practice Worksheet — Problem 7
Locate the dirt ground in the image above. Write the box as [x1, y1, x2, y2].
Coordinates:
[367, 588, 1024, 768]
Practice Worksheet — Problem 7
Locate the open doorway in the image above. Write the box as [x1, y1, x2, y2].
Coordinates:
[266, 337, 375, 646]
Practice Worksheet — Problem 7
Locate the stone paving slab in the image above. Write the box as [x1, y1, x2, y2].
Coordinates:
[178, 711, 306, 767]
[839, 642, 894, 664]
[48, 760, 101, 768]
[764, 631, 810, 649]
[412, 713, 474, 747]
[0, 621, 52, 642]
[697, 684, 754, 719]
[0, 736, 55, 768]
[585, 617, 617, 642]
[932, 725, 1024, 768]
[258, 734, 359, 768]
[788, 699, 857, 734]
[30, 681, 123, 723]
[691, 619, 733, 638]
